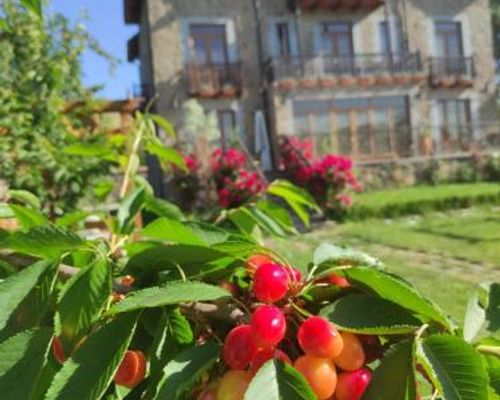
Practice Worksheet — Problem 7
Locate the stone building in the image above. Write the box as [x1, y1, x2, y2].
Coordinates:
[124, 0, 497, 167]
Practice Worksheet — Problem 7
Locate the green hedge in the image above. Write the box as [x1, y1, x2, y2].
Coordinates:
[348, 183, 500, 220]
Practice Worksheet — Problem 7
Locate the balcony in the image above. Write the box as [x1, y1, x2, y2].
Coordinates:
[186, 62, 243, 98]
[269, 53, 424, 90]
[429, 57, 475, 88]
[295, 0, 384, 12]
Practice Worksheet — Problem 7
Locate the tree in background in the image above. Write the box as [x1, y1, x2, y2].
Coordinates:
[0, 0, 115, 217]
[492, 0, 500, 58]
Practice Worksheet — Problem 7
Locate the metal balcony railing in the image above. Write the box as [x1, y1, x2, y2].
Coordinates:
[429, 56, 475, 87]
[295, 0, 384, 11]
[186, 62, 243, 98]
[269, 53, 422, 82]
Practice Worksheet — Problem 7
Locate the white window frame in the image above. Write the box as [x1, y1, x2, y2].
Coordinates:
[427, 15, 472, 58]
[267, 17, 299, 58]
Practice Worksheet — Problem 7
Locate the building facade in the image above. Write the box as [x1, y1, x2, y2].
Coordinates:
[125, 0, 497, 166]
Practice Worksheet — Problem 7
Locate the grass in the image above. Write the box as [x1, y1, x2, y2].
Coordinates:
[349, 182, 500, 220]
[268, 205, 500, 323]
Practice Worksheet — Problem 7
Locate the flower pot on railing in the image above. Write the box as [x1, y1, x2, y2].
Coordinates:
[199, 85, 218, 98]
[298, 0, 317, 9]
[221, 83, 238, 97]
[420, 135, 434, 156]
[357, 76, 376, 87]
[299, 78, 318, 90]
[458, 78, 474, 88]
[338, 75, 356, 87]
[317, 0, 342, 8]
[319, 77, 337, 88]
[393, 74, 410, 85]
[411, 74, 427, 85]
[441, 76, 457, 88]
[278, 78, 297, 91]
[376, 74, 394, 86]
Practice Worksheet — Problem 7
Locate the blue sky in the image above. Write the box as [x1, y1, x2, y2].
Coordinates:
[49, 0, 139, 100]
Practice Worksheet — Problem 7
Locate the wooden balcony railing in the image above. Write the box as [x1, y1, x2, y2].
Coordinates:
[429, 56, 475, 88]
[269, 53, 423, 88]
[296, 0, 384, 11]
[186, 62, 243, 98]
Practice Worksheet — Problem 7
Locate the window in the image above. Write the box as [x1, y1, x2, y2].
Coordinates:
[189, 24, 229, 65]
[275, 23, 291, 57]
[379, 21, 391, 55]
[320, 22, 353, 56]
[218, 110, 237, 148]
[436, 99, 472, 151]
[293, 97, 410, 158]
[435, 21, 463, 58]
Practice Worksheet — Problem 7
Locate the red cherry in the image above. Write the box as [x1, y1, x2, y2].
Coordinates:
[336, 368, 372, 400]
[287, 267, 302, 283]
[220, 280, 239, 296]
[246, 253, 274, 275]
[250, 305, 287, 349]
[52, 336, 66, 364]
[120, 275, 135, 287]
[197, 387, 217, 400]
[297, 316, 344, 359]
[250, 348, 292, 375]
[223, 325, 258, 370]
[114, 350, 147, 388]
[333, 333, 365, 371]
[358, 335, 382, 363]
[253, 263, 289, 303]
[328, 273, 350, 288]
[294, 355, 337, 400]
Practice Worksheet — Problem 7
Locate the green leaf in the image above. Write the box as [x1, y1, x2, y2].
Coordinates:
[145, 308, 194, 399]
[117, 186, 147, 234]
[106, 281, 230, 315]
[45, 312, 139, 400]
[363, 340, 417, 400]
[0, 204, 14, 219]
[242, 206, 287, 238]
[141, 218, 207, 246]
[464, 283, 490, 343]
[145, 197, 185, 221]
[146, 143, 187, 171]
[20, 0, 43, 18]
[56, 259, 112, 349]
[4, 225, 84, 258]
[155, 342, 220, 400]
[56, 211, 90, 227]
[0, 260, 55, 339]
[0, 328, 53, 400]
[346, 266, 452, 330]
[256, 200, 298, 235]
[8, 190, 41, 209]
[9, 204, 49, 229]
[416, 334, 489, 400]
[62, 144, 112, 158]
[125, 244, 229, 278]
[481, 352, 500, 397]
[184, 222, 231, 245]
[320, 294, 421, 334]
[485, 283, 500, 334]
[245, 359, 316, 400]
[148, 114, 176, 137]
[228, 208, 263, 241]
[313, 243, 383, 272]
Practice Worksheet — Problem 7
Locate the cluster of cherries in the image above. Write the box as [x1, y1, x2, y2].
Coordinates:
[199, 254, 380, 400]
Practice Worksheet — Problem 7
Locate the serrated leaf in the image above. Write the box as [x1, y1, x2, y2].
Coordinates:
[117, 186, 147, 234]
[320, 294, 421, 334]
[256, 200, 298, 235]
[0, 260, 56, 339]
[45, 312, 139, 400]
[346, 266, 452, 330]
[155, 342, 220, 400]
[245, 360, 316, 400]
[149, 114, 176, 137]
[4, 225, 84, 258]
[145, 197, 185, 221]
[481, 352, 500, 397]
[0, 328, 53, 400]
[183, 222, 231, 245]
[228, 208, 263, 241]
[57, 259, 112, 349]
[56, 211, 90, 227]
[146, 143, 187, 171]
[267, 180, 319, 210]
[416, 334, 489, 400]
[313, 243, 383, 271]
[106, 281, 230, 315]
[141, 218, 207, 246]
[124, 244, 229, 278]
[244, 206, 287, 238]
[363, 340, 417, 400]
[9, 204, 49, 229]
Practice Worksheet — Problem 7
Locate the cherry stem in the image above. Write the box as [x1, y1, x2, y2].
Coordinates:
[291, 303, 313, 319]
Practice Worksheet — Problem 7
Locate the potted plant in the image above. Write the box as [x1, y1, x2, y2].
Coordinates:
[278, 78, 297, 91]
[393, 74, 410, 85]
[338, 75, 356, 87]
[420, 129, 435, 156]
[411, 74, 427, 85]
[376, 74, 394, 86]
[222, 83, 238, 97]
[299, 78, 318, 89]
[199, 83, 217, 98]
[319, 76, 337, 88]
[357, 75, 376, 87]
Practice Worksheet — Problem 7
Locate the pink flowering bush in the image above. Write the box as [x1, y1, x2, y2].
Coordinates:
[171, 153, 200, 210]
[278, 136, 361, 218]
[211, 148, 267, 208]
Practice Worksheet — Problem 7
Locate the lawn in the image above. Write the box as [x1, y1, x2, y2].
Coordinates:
[268, 205, 500, 323]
